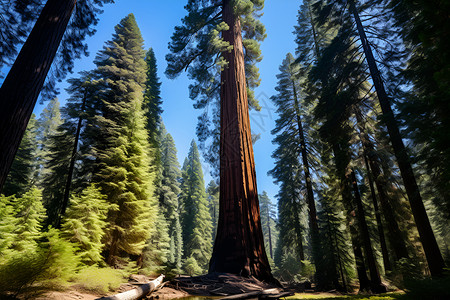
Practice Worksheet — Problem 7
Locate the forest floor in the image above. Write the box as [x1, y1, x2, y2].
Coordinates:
[34, 274, 405, 300]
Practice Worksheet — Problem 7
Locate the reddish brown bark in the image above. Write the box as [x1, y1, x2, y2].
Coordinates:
[348, 0, 445, 276]
[209, 0, 274, 283]
[0, 0, 76, 192]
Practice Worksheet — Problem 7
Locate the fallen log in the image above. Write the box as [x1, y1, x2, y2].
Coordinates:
[97, 274, 165, 300]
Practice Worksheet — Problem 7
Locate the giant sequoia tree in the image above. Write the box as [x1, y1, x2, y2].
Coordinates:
[166, 0, 273, 281]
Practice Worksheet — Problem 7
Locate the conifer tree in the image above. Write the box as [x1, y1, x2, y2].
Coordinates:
[315, 0, 445, 276]
[0, 0, 113, 193]
[391, 0, 450, 222]
[61, 184, 108, 265]
[3, 114, 38, 197]
[36, 97, 62, 183]
[144, 48, 163, 153]
[10, 188, 46, 253]
[206, 180, 219, 241]
[166, 0, 273, 280]
[158, 123, 183, 270]
[92, 14, 157, 265]
[142, 208, 171, 272]
[259, 191, 277, 260]
[180, 140, 212, 271]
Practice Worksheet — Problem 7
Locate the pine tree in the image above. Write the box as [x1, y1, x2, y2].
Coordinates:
[315, 0, 445, 276]
[36, 97, 62, 182]
[0, 0, 114, 192]
[61, 184, 108, 265]
[142, 208, 171, 273]
[3, 114, 38, 197]
[180, 140, 212, 271]
[41, 110, 75, 228]
[10, 188, 46, 253]
[158, 122, 183, 270]
[166, 0, 273, 280]
[206, 180, 219, 242]
[144, 48, 163, 153]
[259, 191, 277, 260]
[392, 0, 450, 222]
[92, 14, 157, 265]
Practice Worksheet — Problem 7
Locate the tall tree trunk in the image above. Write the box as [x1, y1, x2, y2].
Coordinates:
[0, 0, 76, 192]
[350, 170, 386, 293]
[326, 210, 345, 291]
[355, 110, 409, 264]
[355, 110, 391, 272]
[332, 145, 371, 291]
[348, 0, 445, 276]
[292, 80, 324, 287]
[362, 152, 391, 272]
[293, 196, 305, 262]
[266, 206, 273, 259]
[57, 90, 88, 228]
[209, 0, 274, 283]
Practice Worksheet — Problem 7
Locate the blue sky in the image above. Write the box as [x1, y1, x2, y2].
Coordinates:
[33, 0, 302, 203]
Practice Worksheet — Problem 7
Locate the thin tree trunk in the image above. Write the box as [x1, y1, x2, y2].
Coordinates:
[57, 90, 88, 228]
[332, 145, 370, 291]
[355, 110, 391, 272]
[0, 0, 76, 192]
[291, 79, 322, 284]
[293, 196, 305, 262]
[209, 0, 274, 283]
[266, 206, 273, 259]
[362, 152, 391, 272]
[348, 0, 445, 276]
[350, 170, 386, 293]
[355, 109, 409, 263]
[326, 210, 344, 291]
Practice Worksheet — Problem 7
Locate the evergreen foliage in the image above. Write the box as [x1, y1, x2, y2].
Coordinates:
[259, 191, 278, 260]
[165, 0, 266, 172]
[206, 180, 219, 241]
[3, 114, 38, 197]
[180, 140, 212, 271]
[158, 123, 183, 270]
[91, 13, 157, 264]
[61, 184, 108, 265]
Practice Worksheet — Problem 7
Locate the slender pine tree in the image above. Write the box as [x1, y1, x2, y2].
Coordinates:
[180, 140, 212, 271]
[92, 14, 157, 265]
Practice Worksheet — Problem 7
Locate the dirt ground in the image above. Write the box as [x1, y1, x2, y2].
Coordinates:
[37, 285, 188, 300]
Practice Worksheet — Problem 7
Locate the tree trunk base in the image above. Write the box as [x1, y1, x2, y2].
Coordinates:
[171, 273, 283, 296]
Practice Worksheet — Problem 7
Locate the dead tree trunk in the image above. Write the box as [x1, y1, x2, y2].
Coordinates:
[0, 0, 76, 192]
[97, 274, 164, 300]
[348, 0, 445, 276]
[209, 0, 274, 283]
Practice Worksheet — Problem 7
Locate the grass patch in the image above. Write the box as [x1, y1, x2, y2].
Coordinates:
[73, 266, 125, 294]
[287, 293, 406, 300]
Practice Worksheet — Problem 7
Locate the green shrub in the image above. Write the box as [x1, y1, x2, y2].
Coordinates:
[74, 266, 124, 294]
[183, 256, 203, 276]
[0, 228, 79, 297]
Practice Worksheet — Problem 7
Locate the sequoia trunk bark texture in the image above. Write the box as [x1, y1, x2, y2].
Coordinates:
[209, 0, 274, 283]
[0, 0, 76, 192]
